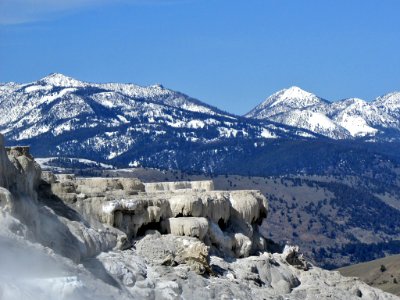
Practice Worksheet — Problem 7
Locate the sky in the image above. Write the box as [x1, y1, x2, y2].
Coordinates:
[0, 0, 399, 114]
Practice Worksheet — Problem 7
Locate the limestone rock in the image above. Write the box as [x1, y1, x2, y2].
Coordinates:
[208, 221, 233, 255]
[168, 193, 204, 217]
[0, 134, 12, 188]
[161, 217, 209, 240]
[282, 245, 310, 271]
[200, 192, 231, 224]
[0, 187, 14, 212]
[144, 180, 214, 192]
[232, 233, 253, 258]
[100, 198, 169, 238]
[41, 171, 57, 184]
[0, 136, 125, 263]
[136, 231, 210, 275]
[229, 190, 268, 224]
[75, 177, 145, 195]
[45, 173, 272, 259]
[0, 137, 41, 201]
[6, 146, 41, 199]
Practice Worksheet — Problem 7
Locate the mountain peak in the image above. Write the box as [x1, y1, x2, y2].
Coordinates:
[339, 98, 368, 106]
[149, 83, 164, 89]
[275, 86, 316, 104]
[246, 86, 327, 119]
[45, 72, 69, 78]
[284, 85, 310, 94]
[40, 73, 86, 87]
[265, 86, 323, 109]
[375, 91, 400, 108]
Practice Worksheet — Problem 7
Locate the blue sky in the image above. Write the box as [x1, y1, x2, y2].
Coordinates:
[1, 0, 399, 114]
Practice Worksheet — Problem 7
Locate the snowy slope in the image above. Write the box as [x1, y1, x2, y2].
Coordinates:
[0, 73, 231, 140]
[375, 91, 400, 116]
[271, 110, 350, 139]
[246, 87, 400, 139]
[328, 98, 384, 137]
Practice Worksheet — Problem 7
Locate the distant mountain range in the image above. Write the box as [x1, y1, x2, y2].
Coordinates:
[1, 74, 399, 172]
[0, 73, 316, 166]
[246, 86, 400, 139]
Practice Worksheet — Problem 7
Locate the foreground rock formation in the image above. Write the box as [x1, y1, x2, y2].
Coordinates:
[0, 133, 397, 299]
[45, 173, 269, 260]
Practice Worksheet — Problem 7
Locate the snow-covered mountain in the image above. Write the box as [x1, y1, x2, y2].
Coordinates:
[0, 73, 226, 139]
[0, 74, 318, 167]
[246, 87, 400, 139]
[246, 86, 330, 119]
[1, 74, 400, 169]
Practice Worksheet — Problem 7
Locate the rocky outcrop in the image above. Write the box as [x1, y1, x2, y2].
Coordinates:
[136, 231, 210, 274]
[0, 136, 124, 263]
[0, 134, 10, 188]
[283, 245, 311, 271]
[46, 174, 145, 204]
[0, 187, 13, 212]
[47, 172, 270, 259]
[144, 180, 214, 192]
[5, 146, 41, 198]
[93, 245, 397, 300]
[0, 136, 41, 201]
[161, 217, 209, 241]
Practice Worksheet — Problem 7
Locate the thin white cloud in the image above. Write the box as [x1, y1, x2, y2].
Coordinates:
[0, 0, 191, 25]
[0, 0, 121, 25]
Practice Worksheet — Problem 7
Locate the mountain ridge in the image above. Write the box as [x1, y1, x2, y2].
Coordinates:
[1, 74, 400, 169]
[1, 73, 320, 167]
[246, 86, 400, 139]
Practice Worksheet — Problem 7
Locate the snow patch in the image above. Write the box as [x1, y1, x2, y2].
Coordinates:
[260, 128, 278, 139]
[187, 120, 205, 129]
[129, 160, 141, 167]
[41, 88, 77, 104]
[53, 122, 72, 136]
[117, 115, 129, 124]
[307, 111, 337, 130]
[36, 157, 114, 169]
[25, 85, 53, 93]
[337, 115, 378, 137]
[41, 73, 86, 88]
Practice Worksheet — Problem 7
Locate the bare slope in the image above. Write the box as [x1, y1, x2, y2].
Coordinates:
[338, 254, 400, 296]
